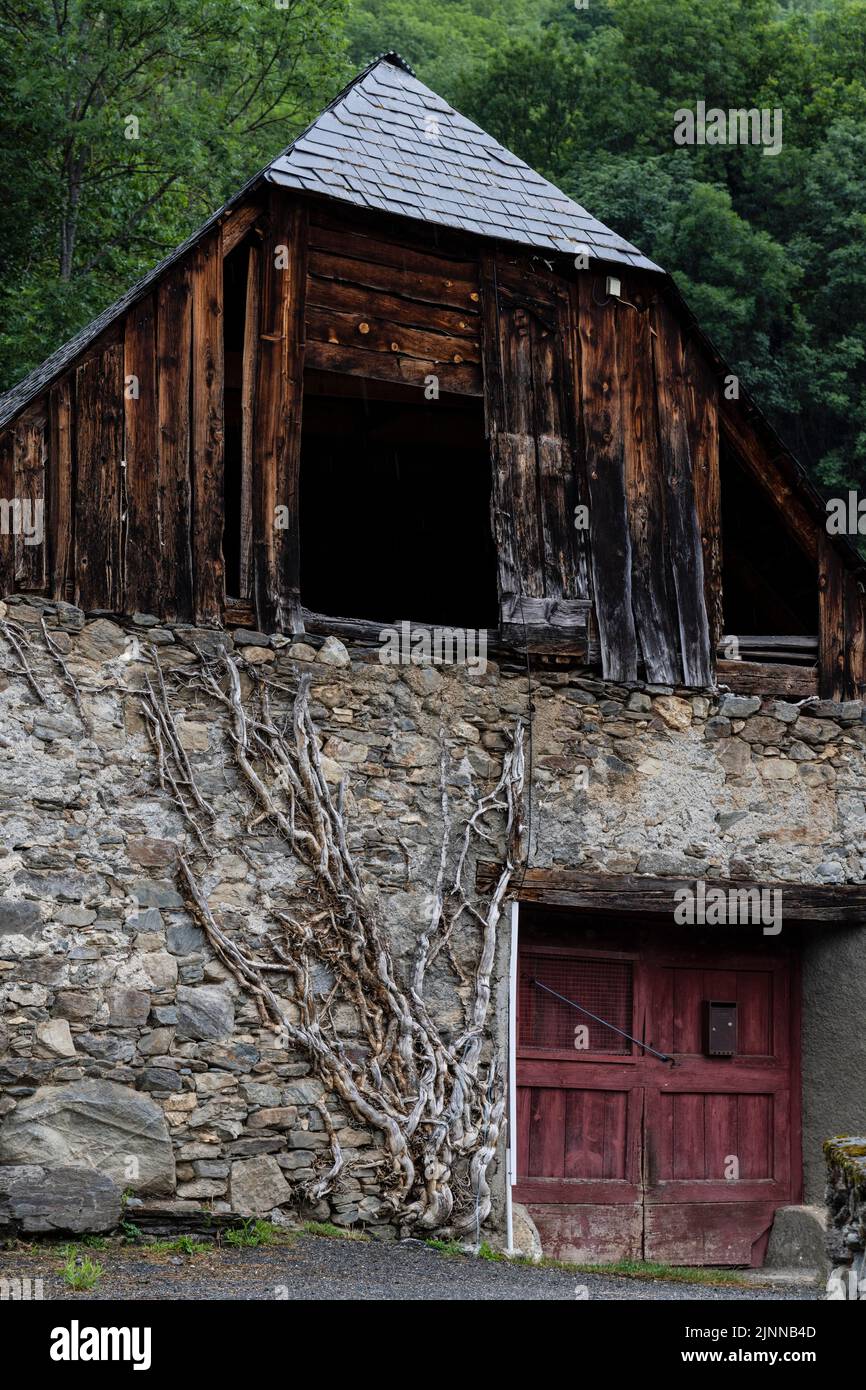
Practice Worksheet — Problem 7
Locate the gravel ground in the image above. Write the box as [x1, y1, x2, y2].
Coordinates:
[0, 1234, 820, 1301]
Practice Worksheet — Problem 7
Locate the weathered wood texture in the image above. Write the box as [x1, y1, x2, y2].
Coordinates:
[477, 863, 866, 920]
[818, 531, 846, 699]
[156, 265, 194, 621]
[191, 231, 225, 624]
[48, 380, 73, 600]
[75, 344, 124, 611]
[13, 406, 47, 590]
[0, 429, 14, 595]
[239, 241, 260, 600]
[124, 294, 160, 614]
[481, 250, 589, 649]
[253, 190, 307, 634]
[619, 286, 678, 682]
[716, 658, 817, 700]
[306, 208, 482, 396]
[651, 298, 713, 686]
[685, 336, 722, 653]
[577, 274, 639, 680]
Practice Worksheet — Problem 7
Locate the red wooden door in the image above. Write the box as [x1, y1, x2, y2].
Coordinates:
[515, 926, 800, 1266]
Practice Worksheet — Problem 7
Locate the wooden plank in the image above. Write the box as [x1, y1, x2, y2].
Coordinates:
[306, 303, 479, 366]
[239, 242, 260, 600]
[124, 294, 160, 614]
[48, 379, 73, 600]
[221, 198, 262, 258]
[253, 190, 307, 634]
[304, 339, 481, 396]
[307, 248, 479, 312]
[191, 230, 225, 624]
[619, 294, 678, 683]
[818, 531, 845, 699]
[651, 300, 713, 686]
[307, 218, 479, 282]
[844, 570, 866, 699]
[685, 337, 723, 656]
[716, 658, 817, 699]
[476, 863, 866, 920]
[156, 264, 194, 622]
[578, 275, 638, 680]
[306, 275, 479, 339]
[13, 405, 47, 590]
[0, 430, 13, 596]
[75, 345, 124, 611]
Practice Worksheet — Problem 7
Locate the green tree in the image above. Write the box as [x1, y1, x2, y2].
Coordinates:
[0, 0, 348, 388]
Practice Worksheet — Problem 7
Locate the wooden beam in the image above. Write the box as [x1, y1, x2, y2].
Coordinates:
[75, 345, 124, 611]
[221, 199, 261, 258]
[716, 659, 817, 699]
[191, 229, 225, 624]
[156, 264, 194, 622]
[720, 406, 818, 563]
[253, 190, 307, 634]
[124, 294, 160, 614]
[48, 378, 73, 601]
[476, 864, 866, 921]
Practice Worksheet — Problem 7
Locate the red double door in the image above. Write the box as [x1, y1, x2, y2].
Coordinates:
[515, 921, 801, 1266]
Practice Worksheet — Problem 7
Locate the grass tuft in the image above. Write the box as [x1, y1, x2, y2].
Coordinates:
[301, 1220, 369, 1242]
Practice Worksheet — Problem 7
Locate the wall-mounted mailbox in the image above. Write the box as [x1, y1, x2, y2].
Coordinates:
[703, 1000, 737, 1056]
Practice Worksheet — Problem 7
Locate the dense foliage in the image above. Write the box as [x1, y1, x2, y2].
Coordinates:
[2, 0, 865, 492]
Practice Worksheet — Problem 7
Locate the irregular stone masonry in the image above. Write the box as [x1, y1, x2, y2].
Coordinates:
[824, 1137, 866, 1298]
[1, 592, 866, 1234]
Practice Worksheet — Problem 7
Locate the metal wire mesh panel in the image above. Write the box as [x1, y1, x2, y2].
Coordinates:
[519, 954, 634, 1055]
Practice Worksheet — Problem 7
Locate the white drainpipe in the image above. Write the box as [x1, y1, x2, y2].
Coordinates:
[505, 899, 519, 1255]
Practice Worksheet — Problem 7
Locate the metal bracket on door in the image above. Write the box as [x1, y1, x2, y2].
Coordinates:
[530, 978, 675, 1063]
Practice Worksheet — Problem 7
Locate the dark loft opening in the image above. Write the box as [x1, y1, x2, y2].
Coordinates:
[299, 372, 499, 627]
[222, 239, 250, 599]
[721, 443, 818, 662]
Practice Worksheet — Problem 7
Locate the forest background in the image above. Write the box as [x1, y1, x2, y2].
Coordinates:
[1, 0, 864, 494]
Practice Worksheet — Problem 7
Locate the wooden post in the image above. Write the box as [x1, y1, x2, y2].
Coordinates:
[49, 378, 73, 601]
[252, 189, 307, 635]
[0, 430, 13, 596]
[75, 343, 124, 612]
[13, 405, 47, 591]
[239, 241, 260, 600]
[124, 294, 160, 614]
[157, 265, 194, 623]
[818, 531, 846, 699]
[191, 230, 225, 625]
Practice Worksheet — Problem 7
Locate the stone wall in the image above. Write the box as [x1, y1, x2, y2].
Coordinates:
[2, 592, 866, 1232]
[824, 1136, 866, 1297]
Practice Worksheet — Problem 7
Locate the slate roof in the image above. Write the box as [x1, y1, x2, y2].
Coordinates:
[0, 52, 658, 430]
[266, 54, 659, 271]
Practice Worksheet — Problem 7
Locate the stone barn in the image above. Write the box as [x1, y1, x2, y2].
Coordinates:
[1, 53, 865, 1266]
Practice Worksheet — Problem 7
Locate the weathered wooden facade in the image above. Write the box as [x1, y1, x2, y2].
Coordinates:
[2, 54, 866, 1270]
[0, 54, 862, 699]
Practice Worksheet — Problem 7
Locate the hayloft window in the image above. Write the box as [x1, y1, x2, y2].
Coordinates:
[298, 371, 498, 628]
[719, 442, 818, 669]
